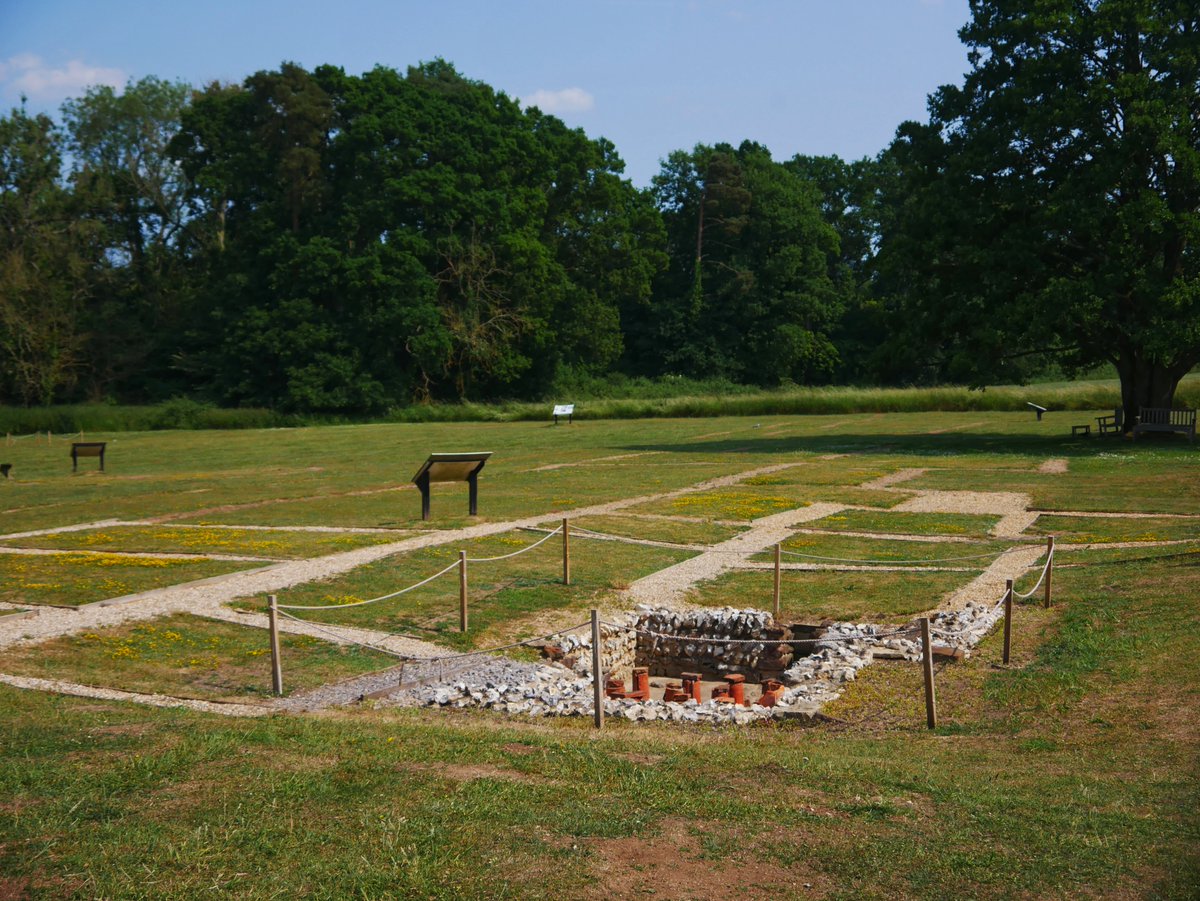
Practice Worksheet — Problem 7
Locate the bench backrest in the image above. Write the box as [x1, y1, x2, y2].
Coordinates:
[1139, 407, 1196, 427]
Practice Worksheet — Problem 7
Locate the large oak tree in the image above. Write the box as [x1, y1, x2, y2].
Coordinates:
[882, 0, 1200, 422]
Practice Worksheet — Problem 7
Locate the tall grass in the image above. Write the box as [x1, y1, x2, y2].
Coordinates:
[3, 375, 1197, 432]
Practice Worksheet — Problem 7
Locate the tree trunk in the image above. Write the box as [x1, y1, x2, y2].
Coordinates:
[1115, 351, 1193, 433]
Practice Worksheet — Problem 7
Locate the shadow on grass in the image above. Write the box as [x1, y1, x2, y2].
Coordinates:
[619, 432, 1195, 458]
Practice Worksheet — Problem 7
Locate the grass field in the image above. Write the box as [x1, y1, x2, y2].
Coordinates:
[1, 525, 405, 558]
[0, 613, 395, 700]
[0, 552, 260, 607]
[1, 410, 1198, 898]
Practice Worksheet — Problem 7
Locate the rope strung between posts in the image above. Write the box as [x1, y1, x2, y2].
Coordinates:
[274, 558, 461, 610]
[605, 621, 920, 646]
[565, 525, 699, 550]
[466, 524, 562, 562]
[1013, 545, 1054, 599]
[276, 608, 413, 658]
[277, 607, 592, 665]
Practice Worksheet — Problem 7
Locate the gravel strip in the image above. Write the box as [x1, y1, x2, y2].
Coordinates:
[199, 608, 448, 659]
[0, 673, 274, 717]
[860, 468, 927, 490]
[624, 502, 848, 607]
[0, 519, 127, 542]
[942, 545, 1046, 610]
[893, 489, 1031, 515]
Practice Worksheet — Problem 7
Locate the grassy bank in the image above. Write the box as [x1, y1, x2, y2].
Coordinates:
[4, 374, 1199, 433]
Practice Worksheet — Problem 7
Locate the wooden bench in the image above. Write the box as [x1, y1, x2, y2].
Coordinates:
[1132, 407, 1196, 443]
[71, 441, 107, 471]
[1095, 409, 1123, 435]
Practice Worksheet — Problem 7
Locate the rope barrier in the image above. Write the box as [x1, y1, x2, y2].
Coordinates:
[1013, 546, 1054, 599]
[566, 525, 700, 550]
[466, 524, 562, 562]
[275, 558, 461, 610]
[606, 621, 920, 646]
[277, 608, 591, 665]
[778, 547, 1008, 565]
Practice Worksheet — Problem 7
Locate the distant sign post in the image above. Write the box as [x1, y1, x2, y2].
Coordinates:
[412, 452, 492, 521]
[553, 404, 575, 425]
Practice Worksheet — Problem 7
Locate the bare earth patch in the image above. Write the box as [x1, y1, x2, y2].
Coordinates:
[585, 818, 822, 900]
[1038, 458, 1069, 474]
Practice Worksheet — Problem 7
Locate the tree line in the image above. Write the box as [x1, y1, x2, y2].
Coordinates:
[2, 0, 1197, 429]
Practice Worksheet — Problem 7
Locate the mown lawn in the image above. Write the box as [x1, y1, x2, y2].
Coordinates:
[687, 568, 973, 623]
[1, 550, 1196, 899]
[0, 613, 395, 701]
[0, 552, 260, 607]
[0, 525, 405, 558]
[231, 530, 692, 651]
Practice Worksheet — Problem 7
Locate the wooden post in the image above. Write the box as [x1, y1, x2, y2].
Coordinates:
[267, 594, 283, 696]
[591, 609, 604, 730]
[562, 518, 571, 585]
[1002, 579, 1013, 665]
[773, 543, 782, 619]
[920, 616, 937, 730]
[1044, 536, 1054, 608]
[459, 550, 468, 632]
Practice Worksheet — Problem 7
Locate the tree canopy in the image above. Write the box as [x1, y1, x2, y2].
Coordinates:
[877, 0, 1200, 425]
[1, 11, 1198, 414]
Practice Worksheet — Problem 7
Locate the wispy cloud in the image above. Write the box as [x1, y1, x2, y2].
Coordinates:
[523, 87, 595, 114]
[0, 54, 125, 102]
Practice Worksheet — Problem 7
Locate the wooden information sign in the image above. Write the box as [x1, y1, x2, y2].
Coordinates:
[412, 452, 492, 520]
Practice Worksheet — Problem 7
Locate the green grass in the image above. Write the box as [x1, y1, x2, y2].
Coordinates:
[1030, 514, 1200, 544]
[236, 531, 692, 651]
[632, 486, 808, 521]
[801, 509, 1004, 539]
[5, 371, 1198, 431]
[686, 568, 972, 623]
[568, 515, 746, 546]
[4, 544, 1194, 898]
[0, 552, 260, 607]
[771, 533, 1015, 566]
[907, 452, 1200, 515]
[1, 524, 406, 558]
[1, 412, 1199, 898]
[0, 613, 395, 701]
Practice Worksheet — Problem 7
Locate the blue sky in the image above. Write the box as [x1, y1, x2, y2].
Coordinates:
[0, 0, 973, 186]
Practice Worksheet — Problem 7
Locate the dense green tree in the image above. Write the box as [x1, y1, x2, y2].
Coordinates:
[170, 61, 663, 410]
[881, 0, 1200, 422]
[640, 142, 841, 384]
[0, 105, 95, 404]
[61, 76, 194, 398]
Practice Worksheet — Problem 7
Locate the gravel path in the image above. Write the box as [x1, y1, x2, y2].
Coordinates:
[0, 460, 807, 651]
[624, 502, 847, 607]
[860, 468, 927, 490]
[0, 673, 274, 717]
[942, 545, 1047, 610]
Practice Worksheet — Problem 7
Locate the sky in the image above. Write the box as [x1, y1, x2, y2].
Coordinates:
[0, 0, 974, 187]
